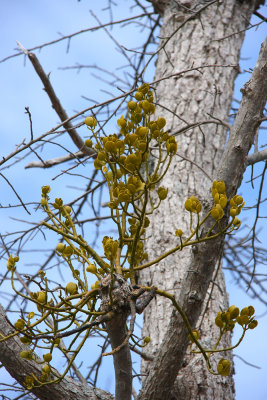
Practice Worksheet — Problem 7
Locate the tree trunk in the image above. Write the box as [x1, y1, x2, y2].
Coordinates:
[140, 1, 259, 398]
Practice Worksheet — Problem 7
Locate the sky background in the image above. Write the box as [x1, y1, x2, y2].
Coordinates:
[0, 1, 266, 399]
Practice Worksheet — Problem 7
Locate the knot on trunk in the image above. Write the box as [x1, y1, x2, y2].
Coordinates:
[100, 274, 132, 314]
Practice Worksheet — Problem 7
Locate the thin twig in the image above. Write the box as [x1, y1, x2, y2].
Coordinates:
[16, 41, 94, 157]
[1, 13, 155, 64]
[0, 173, 30, 215]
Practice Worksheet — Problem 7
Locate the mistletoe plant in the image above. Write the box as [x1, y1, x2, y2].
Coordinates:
[1, 84, 257, 395]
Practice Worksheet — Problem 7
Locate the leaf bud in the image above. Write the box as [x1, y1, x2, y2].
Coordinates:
[15, 319, 25, 330]
[141, 100, 151, 113]
[56, 243, 65, 253]
[134, 113, 142, 124]
[98, 151, 106, 161]
[6, 255, 19, 271]
[233, 217, 241, 228]
[240, 307, 249, 316]
[27, 312, 35, 319]
[20, 351, 33, 360]
[40, 198, 48, 207]
[43, 353, 52, 362]
[215, 312, 224, 328]
[85, 139, 93, 147]
[184, 198, 192, 211]
[217, 358, 231, 376]
[157, 117, 166, 129]
[175, 229, 183, 237]
[25, 376, 34, 389]
[134, 91, 143, 101]
[143, 217, 150, 228]
[144, 336, 151, 344]
[139, 83, 150, 94]
[158, 187, 168, 200]
[91, 280, 100, 290]
[237, 315, 250, 325]
[65, 282, 78, 295]
[106, 171, 113, 181]
[20, 336, 32, 345]
[219, 195, 227, 209]
[221, 311, 230, 322]
[232, 195, 243, 205]
[64, 205, 72, 214]
[211, 204, 224, 220]
[42, 185, 51, 195]
[53, 198, 63, 209]
[38, 270, 45, 279]
[137, 126, 149, 138]
[229, 306, 239, 319]
[247, 306, 255, 316]
[42, 364, 51, 374]
[215, 181, 226, 194]
[137, 140, 147, 152]
[189, 329, 200, 342]
[108, 200, 119, 209]
[85, 116, 97, 128]
[37, 291, 46, 304]
[86, 264, 97, 274]
[128, 101, 137, 110]
[167, 141, 178, 155]
[117, 115, 127, 128]
[248, 320, 258, 329]
[63, 246, 73, 257]
[225, 320, 235, 331]
[230, 207, 237, 217]
[94, 158, 103, 170]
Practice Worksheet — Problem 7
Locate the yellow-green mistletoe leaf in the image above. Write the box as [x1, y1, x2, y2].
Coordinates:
[158, 187, 168, 200]
[217, 358, 231, 376]
[43, 353, 52, 363]
[65, 282, 78, 295]
[85, 116, 97, 128]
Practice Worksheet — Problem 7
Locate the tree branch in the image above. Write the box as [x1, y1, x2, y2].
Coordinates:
[106, 313, 132, 400]
[25, 150, 88, 169]
[0, 13, 154, 64]
[101, 275, 133, 400]
[217, 37, 267, 189]
[247, 149, 267, 166]
[17, 42, 94, 157]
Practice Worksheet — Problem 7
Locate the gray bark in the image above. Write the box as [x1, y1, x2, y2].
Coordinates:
[106, 314, 132, 400]
[101, 274, 133, 400]
[139, 1, 265, 399]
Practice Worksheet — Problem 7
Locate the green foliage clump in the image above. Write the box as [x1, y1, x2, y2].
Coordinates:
[1, 84, 256, 389]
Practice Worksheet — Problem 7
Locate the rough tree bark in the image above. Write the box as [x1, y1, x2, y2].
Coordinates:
[140, 1, 265, 399]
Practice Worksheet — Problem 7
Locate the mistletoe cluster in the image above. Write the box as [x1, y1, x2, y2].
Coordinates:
[1, 84, 257, 391]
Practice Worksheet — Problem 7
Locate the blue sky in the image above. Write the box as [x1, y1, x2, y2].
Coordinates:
[0, 1, 266, 398]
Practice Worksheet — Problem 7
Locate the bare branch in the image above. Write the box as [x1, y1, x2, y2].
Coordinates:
[1, 13, 155, 64]
[25, 151, 87, 169]
[247, 149, 267, 165]
[0, 173, 30, 215]
[16, 42, 93, 157]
